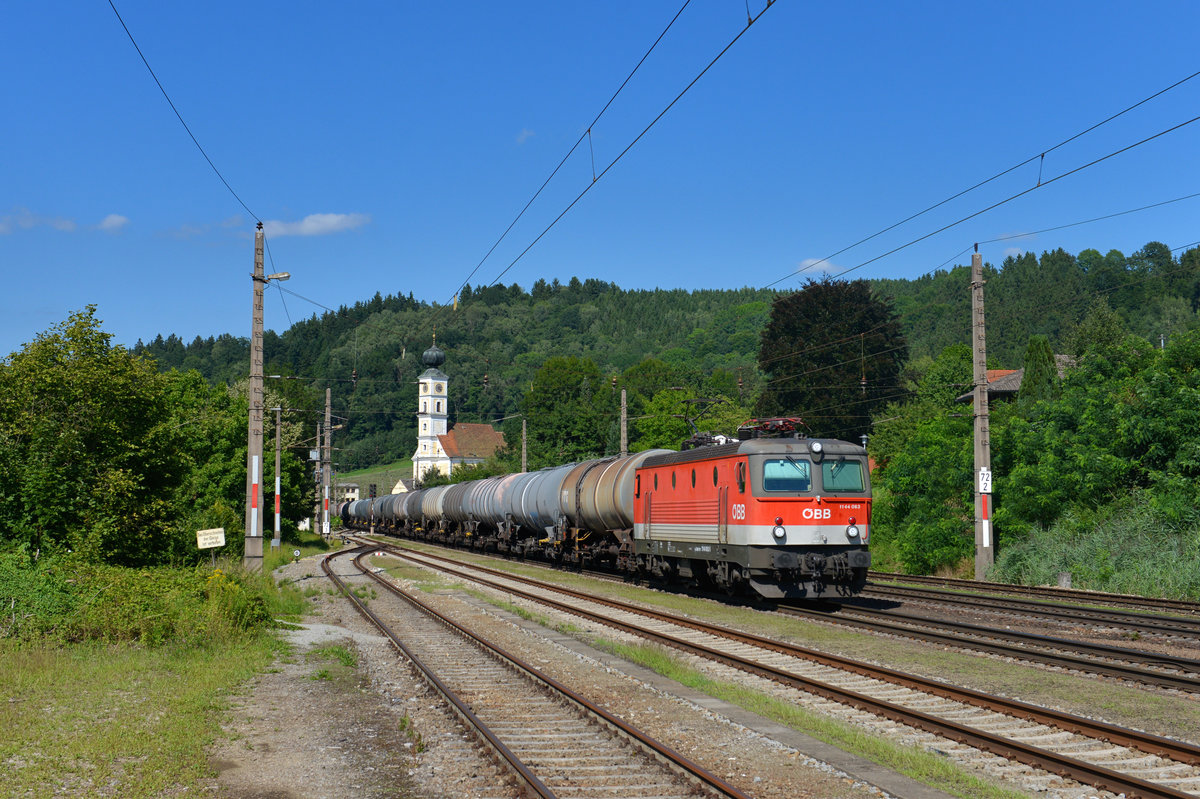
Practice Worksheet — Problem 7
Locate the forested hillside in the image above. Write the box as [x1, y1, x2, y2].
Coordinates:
[136, 242, 1200, 472]
[139, 279, 775, 470]
[879, 242, 1200, 364]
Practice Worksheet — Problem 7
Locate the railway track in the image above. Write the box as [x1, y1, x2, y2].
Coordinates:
[321, 544, 749, 799]
[858, 583, 1200, 639]
[369, 540, 1200, 799]
[366, 530, 1200, 693]
[868, 572, 1200, 617]
[781, 603, 1200, 693]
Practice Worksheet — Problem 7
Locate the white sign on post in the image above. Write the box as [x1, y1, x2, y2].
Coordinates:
[197, 528, 226, 549]
[977, 467, 992, 494]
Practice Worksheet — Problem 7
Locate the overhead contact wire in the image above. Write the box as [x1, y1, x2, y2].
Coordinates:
[819, 114, 1200, 282]
[767, 67, 1200, 287]
[451, 0, 694, 300]
[107, 0, 259, 223]
[487, 0, 780, 288]
[934, 190, 1200, 271]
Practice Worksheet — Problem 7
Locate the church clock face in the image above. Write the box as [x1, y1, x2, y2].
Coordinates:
[435, 384, 444, 393]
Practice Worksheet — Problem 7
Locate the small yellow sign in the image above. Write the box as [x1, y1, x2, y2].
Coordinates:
[197, 528, 226, 549]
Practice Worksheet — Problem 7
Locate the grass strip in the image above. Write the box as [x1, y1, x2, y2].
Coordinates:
[0, 637, 278, 797]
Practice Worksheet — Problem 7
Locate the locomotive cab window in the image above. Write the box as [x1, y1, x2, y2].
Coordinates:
[762, 458, 811, 492]
[821, 459, 865, 492]
[736, 462, 746, 493]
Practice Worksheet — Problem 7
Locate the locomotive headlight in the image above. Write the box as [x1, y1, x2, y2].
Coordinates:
[847, 525, 860, 538]
[772, 525, 786, 540]
[811, 441, 823, 453]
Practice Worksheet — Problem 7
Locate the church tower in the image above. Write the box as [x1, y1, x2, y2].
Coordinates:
[412, 338, 449, 482]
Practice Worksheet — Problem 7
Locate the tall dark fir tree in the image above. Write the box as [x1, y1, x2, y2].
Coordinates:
[755, 278, 907, 440]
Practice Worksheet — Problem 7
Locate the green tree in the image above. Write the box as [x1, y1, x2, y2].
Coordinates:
[522, 356, 615, 468]
[868, 344, 974, 573]
[0, 308, 184, 564]
[1019, 335, 1058, 408]
[755, 278, 907, 440]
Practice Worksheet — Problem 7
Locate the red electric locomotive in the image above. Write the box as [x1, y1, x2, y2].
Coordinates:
[631, 419, 870, 598]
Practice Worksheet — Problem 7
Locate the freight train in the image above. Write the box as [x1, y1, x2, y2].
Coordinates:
[339, 419, 871, 599]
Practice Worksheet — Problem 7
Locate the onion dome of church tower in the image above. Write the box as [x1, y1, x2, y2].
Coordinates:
[422, 339, 445, 368]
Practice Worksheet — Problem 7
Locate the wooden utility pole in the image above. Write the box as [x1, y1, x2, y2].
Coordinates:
[323, 388, 332, 536]
[244, 222, 265, 571]
[971, 249, 994, 579]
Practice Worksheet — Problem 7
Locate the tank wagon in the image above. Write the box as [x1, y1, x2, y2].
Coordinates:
[341, 420, 871, 599]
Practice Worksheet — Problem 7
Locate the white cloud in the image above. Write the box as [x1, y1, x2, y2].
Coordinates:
[797, 257, 838, 276]
[97, 214, 129, 232]
[516, 128, 535, 144]
[262, 212, 370, 238]
[0, 208, 76, 234]
[1003, 246, 1024, 259]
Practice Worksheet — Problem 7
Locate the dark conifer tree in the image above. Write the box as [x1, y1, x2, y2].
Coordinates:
[754, 278, 907, 440]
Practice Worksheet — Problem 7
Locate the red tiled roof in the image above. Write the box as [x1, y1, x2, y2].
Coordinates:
[438, 423, 505, 460]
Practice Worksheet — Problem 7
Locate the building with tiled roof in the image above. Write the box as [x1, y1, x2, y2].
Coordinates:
[438, 423, 505, 463]
[955, 356, 1073, 404]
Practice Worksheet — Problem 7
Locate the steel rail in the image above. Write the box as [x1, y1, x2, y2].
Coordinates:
[777, 604, 1200, 692]
[861, 584, 1200, 636]
[344, 548, 751, 799]
[377, 543, 1200, 799]
[321, 547, 559, 799]
[869, 571, 1200, 616]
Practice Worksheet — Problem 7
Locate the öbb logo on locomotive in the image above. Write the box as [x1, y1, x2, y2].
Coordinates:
[341, 418, 871, 600]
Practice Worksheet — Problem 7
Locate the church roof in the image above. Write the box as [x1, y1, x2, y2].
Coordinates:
[438, 423, 505, 460]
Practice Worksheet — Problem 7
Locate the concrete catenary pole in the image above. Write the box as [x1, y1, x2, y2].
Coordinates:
[971, 249, 995, 579]
[521, 418, 528, 473]
[323, 388, 332, 536]
[620, 389, 628, 457]
[244, 222, 266, 571]
[312, 420, 322, 534]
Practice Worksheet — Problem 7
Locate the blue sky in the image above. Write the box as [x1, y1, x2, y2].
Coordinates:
[3, 1, 1198, 356]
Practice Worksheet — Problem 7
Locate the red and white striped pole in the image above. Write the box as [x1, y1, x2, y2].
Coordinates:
[273, 405, 282, 550]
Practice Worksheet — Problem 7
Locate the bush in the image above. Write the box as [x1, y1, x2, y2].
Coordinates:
[0, 549, 76, 640]
[991, 497, 1200, 599]
[0, 551, 299, 646]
